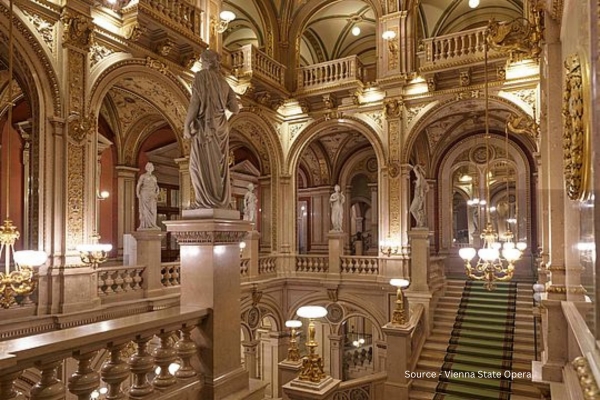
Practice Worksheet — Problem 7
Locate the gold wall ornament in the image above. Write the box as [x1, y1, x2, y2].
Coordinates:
[61, 12, 94, 50]
[126, 23, 144, 41]
[486, 4, 543, 62]
[506, 113, 539, 141]
[384, 99, 401, 119]
[145, 57, 169, 74]
[562, 53, 591, 201]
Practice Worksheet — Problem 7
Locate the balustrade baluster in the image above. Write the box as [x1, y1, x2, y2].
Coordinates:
[30, 360, 65, 400]
[68, 351, 100, 400]
[0, 372, 23, 399]
[175, 325, 198, 378]
[152, 330, 177, 388]
[101, 342, 129, 400]
[128, 336, 154, 398]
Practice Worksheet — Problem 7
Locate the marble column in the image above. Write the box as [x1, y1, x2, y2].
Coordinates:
[258, 176, 272, 252]
[132, 230, 165, 297]
[165, 209, 250, 399]
[343, 185, 352, 252]
[328, 334, 343, 380]
[244, 230, 260, 278]
[115, 166, 138, 257]
[242, 340, 259, 379]
[368, 183, 378, 249]
[174, 157, 191, 212]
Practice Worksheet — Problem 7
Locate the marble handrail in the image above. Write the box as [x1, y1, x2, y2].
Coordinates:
[230, 44, 286, 86]
[340, 256, 379, 274]
[97, 265, 145, 296]
[0, 307, 208, 399]
[161, 262, 181, 286]
[138, 0, 202, 37]
[296, 255, 329, 273]
[297, 55, 364, 91]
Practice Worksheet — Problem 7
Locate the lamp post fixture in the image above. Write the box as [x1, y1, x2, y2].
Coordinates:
[390, 278, 410, 325]
[77, 233, 112, 269]
[379, 237, 400, 257]
[296, 306, 328, 383]
[285, 320, 303, 362]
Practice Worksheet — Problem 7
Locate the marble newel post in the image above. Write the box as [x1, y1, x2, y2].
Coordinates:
[405, 229, 434, 334]
[165, 209, 251, 399]
[245, 230, 260, 278]
[328, 232, 346, 278]
[383, 322, 414, 398]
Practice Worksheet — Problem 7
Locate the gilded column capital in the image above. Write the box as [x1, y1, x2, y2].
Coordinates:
[60, 10, 94, 51]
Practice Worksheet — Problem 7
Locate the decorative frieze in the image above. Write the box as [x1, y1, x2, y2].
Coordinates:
[22, 10, 54, 50]
[171, 230, 247, 245]
[90, 44, 115, 67]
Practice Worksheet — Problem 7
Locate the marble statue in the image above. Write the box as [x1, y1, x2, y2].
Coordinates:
[136, 162, 160, 230]
[243, 183, 258, 223]
[409, 164, 429, 228]
[330, 184, 345, 232]
[183, 49, 240, 209]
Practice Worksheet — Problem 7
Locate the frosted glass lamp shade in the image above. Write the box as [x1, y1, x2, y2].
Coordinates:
[285, 320, 302, 329]
[297, 306, 327, 319]
[390, 278, 410, 288]
[14, 250, 48, 267]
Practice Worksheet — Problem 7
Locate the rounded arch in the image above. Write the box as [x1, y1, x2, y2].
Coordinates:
[229, 110, 284, 176]
[404, 95, 537, 165]
[338, 147, 378, 191]
[88, 56, 191, 156]
[240, 292, 285, 334]
[287, 116, 386, 177]
[0, 1, 62, 117]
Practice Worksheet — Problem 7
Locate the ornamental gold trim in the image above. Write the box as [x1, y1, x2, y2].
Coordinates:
[572, 356, 600, 400]
[562, 53, 591, 201]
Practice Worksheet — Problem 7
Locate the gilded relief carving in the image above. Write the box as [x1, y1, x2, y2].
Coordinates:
[506, 113, 539, 141]
[384, 99, 401, 119]
[66, 142, 84, 250]
[22, 10, 54, 50]
[68, 52, 84, 114]
[406, 104, 426, 126]
[486, 3, 542, 61]
[365, 111, 383, 129]
[61, 11, 94, 50]
[145, 57, 169, 74]
[388, 120, 400, 162]
[562, 53, 590, 201]
[90, 44, 115, 67]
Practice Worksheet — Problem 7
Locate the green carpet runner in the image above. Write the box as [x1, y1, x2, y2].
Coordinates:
[433, 281, 518, 400]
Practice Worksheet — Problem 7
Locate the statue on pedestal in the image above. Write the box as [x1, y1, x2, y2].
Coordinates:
[136, 162, 160, 230]
[243, 183, 258, 224]
[183, 49, 240, 209]
[330, 184, 345, 232]
[409, 164, 429, 228]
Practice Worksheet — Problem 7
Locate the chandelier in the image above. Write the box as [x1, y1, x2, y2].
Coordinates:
[458, 26, 527, 291]
[0, 0, 48, 308]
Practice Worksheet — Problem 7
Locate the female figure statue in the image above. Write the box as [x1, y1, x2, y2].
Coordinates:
[136, 162, 160, 230]
[243, 183, 258, 223]
[183, 49, 240, 209]
[409, 164, 429, 228]
[330, 184, 345, 232]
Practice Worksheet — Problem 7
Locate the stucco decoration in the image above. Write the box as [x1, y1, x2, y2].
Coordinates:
[108, 88, 160, 137]
[562, 53, 591, 201]
[22, 10, 54, 51]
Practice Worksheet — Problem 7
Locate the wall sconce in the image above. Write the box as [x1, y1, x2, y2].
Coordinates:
[390, 278, 410, 325]
[382, 30, 398, 56]
[379, 237, 400, 257]
[97, 190, 110, 200]
[213, 10, 236, 34]
[285, 320, 302, 362]
[77, 233, 112, 269]
[296, 306, 328, 383]
[239, 241, 246, 258]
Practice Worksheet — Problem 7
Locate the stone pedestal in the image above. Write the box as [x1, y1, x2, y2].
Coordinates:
[132, 229, 165, 297]
[279, 359, 303, 392]
[165, 210, 250, 399]
[328, 335, 343, 380]
[382, 322, 414, 398]
[407, 229, 433, 333]
[540, 298, 568, 382]
[327, 232, 346, 277]
[282, 376, 341, 400]
[245, 230, 261, 278]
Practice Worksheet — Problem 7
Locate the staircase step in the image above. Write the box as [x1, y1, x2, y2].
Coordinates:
[435, 381, 510, 400]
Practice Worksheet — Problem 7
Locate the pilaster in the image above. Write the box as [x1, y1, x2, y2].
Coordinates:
[116, 166, 139, 256]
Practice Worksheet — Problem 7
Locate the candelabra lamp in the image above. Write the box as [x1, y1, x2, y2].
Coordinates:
[239, 241, 246, 258]
[0, 220, 48, 308]
[296, 306, 328, 383]
[285, 320, 303, 362]
[77, 233, 112, 268]
[390, 278, 410, 325]
[379, 237, 400, 257]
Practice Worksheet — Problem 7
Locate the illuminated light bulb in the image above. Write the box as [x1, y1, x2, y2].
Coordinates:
[352, 26, 361, 36]
[468, 0, 480, 8]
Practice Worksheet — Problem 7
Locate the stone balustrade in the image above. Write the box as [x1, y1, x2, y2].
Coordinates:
[418, 26, 504, 71]
[137, 0, 202, 38]
[258, 256, 277, 276]
[340, 256, 379, 275]
[297, 55, 364, 91]
[97, 265, 145, 297]
[240, 257, 250, 277]
[161, 262, 180, 287]
[230, 44, 286, 87]
[0, 307, 208, 400]
[295, 255, 329, 273]
[333, 372, 387, 400]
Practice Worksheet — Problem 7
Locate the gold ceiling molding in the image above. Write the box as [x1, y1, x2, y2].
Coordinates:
[562, 53, 591, 201]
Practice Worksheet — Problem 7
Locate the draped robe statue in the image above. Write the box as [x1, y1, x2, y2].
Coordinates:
[183, 50, 240, 209]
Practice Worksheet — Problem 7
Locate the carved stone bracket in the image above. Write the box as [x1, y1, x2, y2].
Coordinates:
[61, 11, 94, 50]
[384, 99, 402, 119]
[171, 230, 247, 245]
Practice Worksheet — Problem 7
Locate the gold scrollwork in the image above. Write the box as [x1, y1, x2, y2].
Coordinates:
[572, 356, 600, 400]
[562, 53, 591, 201]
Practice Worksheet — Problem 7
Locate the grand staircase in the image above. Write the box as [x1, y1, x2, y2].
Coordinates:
[410, 280, 542, 400]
